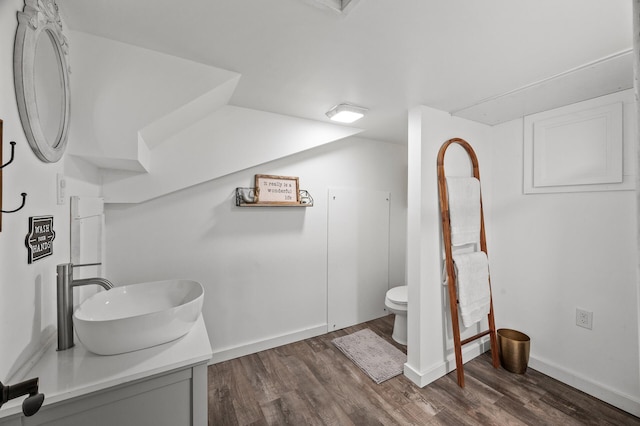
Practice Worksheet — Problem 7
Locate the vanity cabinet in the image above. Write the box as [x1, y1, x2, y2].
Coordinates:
[1, 364, 207, 426]
[0, 318, 211, 426]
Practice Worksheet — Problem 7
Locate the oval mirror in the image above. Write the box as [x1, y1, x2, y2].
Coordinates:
[14, 0, 70, 163]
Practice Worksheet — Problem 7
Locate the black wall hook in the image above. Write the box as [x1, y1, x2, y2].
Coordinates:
[0, 141, 16, 169]
[2, 192, 27, 213]
[0, 377, 45, 417]
[1, 123, 28, 232]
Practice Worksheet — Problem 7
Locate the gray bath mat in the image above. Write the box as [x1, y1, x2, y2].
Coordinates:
[331, 328, 406, 384]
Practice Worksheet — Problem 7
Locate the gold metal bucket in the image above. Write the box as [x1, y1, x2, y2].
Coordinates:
[497, 329, 530, 374]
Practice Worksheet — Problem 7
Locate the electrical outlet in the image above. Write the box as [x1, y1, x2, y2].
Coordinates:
[576, 308, 593, 330]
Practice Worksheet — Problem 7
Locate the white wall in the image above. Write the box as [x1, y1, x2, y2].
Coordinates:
[405, 106, 493, 386]
[4, 1, 635, 418]
[66, 31, 363, 205]
[104, 136, 407, 362]
[1, 3, 405, 395]
[101, 105, 362, 203]
[407, 96, 640, 415]
[62, 27, 406, 363]
[490, 91, 640, 414]
[67, 31, 240, 165]
[0, 0, 100, 383]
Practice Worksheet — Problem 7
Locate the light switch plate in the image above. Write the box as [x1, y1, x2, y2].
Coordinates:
[57, 173, 66, 205]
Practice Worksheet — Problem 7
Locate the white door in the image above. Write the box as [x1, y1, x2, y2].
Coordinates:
[327, 188, 390, 331]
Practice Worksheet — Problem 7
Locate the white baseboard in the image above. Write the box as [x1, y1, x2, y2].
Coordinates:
[404, 348, 640, 417]
[529, 355, 640, 417]
[209, 327, 640, 417]
[209, 324, 327, 364]
[404, 338, 491, 387]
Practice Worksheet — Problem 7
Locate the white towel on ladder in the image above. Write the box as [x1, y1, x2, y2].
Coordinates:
[446, 177, 481, 246]
[453, 251, 491, 327]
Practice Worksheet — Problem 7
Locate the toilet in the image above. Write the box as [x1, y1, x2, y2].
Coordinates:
[385, 285, 408, 345]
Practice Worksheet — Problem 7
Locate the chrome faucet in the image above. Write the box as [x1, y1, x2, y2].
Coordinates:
[56, 263, 114, 351]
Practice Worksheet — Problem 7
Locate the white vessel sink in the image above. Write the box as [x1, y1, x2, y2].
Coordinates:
[73, 279, 204, 355]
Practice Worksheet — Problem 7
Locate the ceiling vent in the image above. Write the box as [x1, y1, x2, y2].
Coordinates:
[305, 0, 360, 14]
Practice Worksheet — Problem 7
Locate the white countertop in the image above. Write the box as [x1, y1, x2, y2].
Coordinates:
[0, 316, 212, 419]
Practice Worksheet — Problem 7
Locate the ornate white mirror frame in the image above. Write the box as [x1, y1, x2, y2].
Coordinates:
[14, 0, 70, 163]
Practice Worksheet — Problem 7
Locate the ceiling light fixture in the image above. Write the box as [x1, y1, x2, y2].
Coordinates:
[325, 103, 368, 123]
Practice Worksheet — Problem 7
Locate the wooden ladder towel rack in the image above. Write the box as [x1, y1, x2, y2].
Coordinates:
[437, 137, 500, 388]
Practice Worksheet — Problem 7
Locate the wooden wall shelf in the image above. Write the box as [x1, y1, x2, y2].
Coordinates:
[235, 187, 313, 207]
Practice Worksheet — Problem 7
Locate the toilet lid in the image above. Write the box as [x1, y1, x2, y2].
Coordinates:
[387, 286, 407, 305]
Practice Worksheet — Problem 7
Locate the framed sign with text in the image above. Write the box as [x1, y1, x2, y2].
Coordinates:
[254, 174, 300, 205]
[25, 215, 55, 263]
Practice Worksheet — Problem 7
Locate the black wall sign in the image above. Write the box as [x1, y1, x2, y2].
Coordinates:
[25, 216, 55, 264]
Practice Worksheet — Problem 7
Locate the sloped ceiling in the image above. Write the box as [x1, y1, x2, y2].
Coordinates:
[58, 0, 633, 144]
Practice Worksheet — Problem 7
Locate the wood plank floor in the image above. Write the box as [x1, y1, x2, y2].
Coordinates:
[208, 315, 640, 425]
